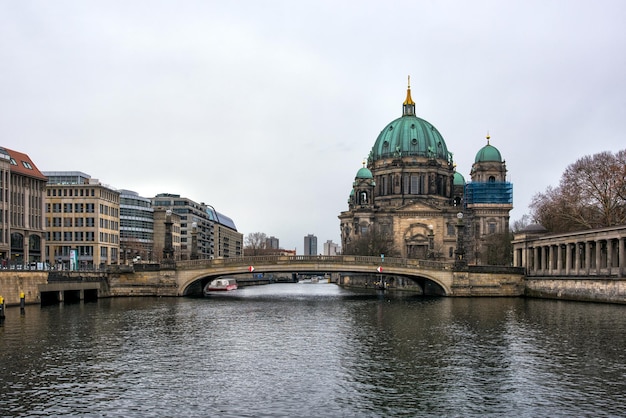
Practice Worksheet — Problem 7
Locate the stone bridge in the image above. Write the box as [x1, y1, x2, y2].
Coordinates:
[1, 256, 526, 305]
[165, 255, 524, 297]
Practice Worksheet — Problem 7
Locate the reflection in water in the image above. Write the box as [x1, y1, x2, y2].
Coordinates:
[0, 283, 625, 417]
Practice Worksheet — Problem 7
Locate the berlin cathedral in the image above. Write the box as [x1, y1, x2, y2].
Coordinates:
[339, 80, 513, 265]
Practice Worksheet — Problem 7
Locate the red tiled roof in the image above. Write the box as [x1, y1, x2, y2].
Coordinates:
[1, 147, 48, 181]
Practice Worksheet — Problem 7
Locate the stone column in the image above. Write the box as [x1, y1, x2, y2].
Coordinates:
[617, 238, 626, 277]
[575, 242, 581, 276]
[532, 246, 538, 274]
[585, 241, 592, 275]
[546, 244, 554, 276]
[565, 243, 572, 276]
[595, 240, 602, 276]
[606, 239, 613, 276]
[556, 244, 563, 276]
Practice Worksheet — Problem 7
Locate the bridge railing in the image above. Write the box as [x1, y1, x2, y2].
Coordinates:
[174, 255, 454, 271]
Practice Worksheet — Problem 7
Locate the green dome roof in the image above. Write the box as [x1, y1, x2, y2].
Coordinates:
[370, 115, 451, 162]
[453, 172, 465, 186]
[356, 166, 373, 179]
[474, 141, 502, 163]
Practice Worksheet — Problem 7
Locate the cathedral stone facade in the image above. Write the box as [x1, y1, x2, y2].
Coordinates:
[339, 81, 513, 264]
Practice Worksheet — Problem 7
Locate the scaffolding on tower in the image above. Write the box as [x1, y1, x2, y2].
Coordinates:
[464, 182, 513, 206]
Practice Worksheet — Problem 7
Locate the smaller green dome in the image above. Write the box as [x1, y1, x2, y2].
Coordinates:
[453, 172, 465, 186]
[475, 138, 502, 163]
[356, 166, 373, 179]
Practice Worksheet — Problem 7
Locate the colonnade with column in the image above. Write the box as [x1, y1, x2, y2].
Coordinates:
[512, 226, 626, 278]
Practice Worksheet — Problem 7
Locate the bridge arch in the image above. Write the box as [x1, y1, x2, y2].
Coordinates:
[174, 255, 454, 296]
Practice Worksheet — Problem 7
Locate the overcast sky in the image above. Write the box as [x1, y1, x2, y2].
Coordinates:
[2, 1, 625, 253]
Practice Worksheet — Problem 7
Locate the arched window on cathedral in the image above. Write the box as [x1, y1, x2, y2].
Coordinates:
[360, 191, 368, 204]
[489, 176, 496, 182]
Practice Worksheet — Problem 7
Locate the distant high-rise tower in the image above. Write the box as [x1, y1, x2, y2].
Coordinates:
[266, 236, 279, 250]
[304, 234, 317, 255]
[323, 240, 340, 256]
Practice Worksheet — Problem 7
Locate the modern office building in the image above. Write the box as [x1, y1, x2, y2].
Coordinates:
[266, 236, 280, 250]
[304, 234, 317, 256]
[207, 207, 243, 258]
[0, 147, 48, 266]
[339, 80, 513, 264]
[323, 240, 340, 256]
[119, 190, 154, 263]
[43, 171, 120, 268]
[151, 193, 214, 260]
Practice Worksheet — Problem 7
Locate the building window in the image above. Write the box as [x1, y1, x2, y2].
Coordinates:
[410, 175, 420, 194]
[488, 223, 496, 234]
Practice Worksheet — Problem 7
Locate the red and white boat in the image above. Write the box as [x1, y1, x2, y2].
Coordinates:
[205, 278, 238, 293]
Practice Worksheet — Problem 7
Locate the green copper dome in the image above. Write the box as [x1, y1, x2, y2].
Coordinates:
[369, 85, 451, 163]
[475, 138, 502, 163]
[453, 171, 465, 186]
[356, 166, 373, 179]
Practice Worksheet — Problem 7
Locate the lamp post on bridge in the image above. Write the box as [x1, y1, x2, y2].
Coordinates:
[427, 224, 434, 259]
[454, 212, 466, 269]
[191, 222, 199, 260]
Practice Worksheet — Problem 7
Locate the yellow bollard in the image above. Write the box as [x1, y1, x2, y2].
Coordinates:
[0, 295, 5, 321]
[20, 291, 25, 314]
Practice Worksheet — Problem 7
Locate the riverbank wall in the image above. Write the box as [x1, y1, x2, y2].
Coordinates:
[3, 270, 626, 305]
[525, 277, 626, 304]
[0, 271, 48, 305]
[339, 267, 525, 297]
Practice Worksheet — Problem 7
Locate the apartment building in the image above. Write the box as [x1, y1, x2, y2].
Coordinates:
[207, 207, 243, 258]
[44, 171, 120, 268]
[0, 147, 47, 265]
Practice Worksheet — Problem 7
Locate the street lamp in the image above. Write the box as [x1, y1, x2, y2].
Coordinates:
[454, 212, 466, 268]
[427, 224, 434, 259]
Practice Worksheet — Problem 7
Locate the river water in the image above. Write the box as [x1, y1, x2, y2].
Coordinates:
[0, 282, 625, 417]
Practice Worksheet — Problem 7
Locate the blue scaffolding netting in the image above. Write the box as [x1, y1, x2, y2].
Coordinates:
[464, 182, 513, 205]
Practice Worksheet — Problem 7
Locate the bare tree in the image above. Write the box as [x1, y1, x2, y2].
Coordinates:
[530, 149, 626, 232]
[244, 232, 268, 256]
[510, 214, 532, 233]
[482, 232, 513, 266]
[343, 226, 400, 257]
